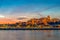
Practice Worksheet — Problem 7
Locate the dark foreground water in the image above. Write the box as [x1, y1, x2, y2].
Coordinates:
[0, 30, 60, 40]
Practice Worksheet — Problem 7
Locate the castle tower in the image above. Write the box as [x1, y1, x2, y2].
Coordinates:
[47, 15, 51, 21]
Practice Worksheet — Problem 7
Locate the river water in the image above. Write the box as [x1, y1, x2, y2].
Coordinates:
[0, 30, 60, 40]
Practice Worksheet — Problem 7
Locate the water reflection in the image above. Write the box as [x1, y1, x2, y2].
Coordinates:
[0, 30, 60, 40]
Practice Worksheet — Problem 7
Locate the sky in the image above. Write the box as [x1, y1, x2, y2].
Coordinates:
[0, 0, 60, 23]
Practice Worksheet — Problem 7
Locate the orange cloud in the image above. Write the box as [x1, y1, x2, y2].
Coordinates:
[0, 18, 18, 24]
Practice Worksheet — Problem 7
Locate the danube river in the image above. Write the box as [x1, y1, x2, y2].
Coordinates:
[0, 30, 60, 40]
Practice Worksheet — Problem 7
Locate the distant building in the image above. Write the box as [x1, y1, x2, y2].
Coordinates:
[47, 15, 51, 22]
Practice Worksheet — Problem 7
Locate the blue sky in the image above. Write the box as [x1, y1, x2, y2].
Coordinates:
[0, 0, 60, 20]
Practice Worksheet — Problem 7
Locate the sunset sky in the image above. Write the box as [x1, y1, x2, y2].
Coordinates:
[0, 0, 60, 24]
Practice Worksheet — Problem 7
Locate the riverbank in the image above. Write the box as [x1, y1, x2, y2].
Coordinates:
[0, 28, 60, 30]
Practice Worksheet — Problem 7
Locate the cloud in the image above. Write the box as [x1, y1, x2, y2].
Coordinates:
[17, 17, 28, 20]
